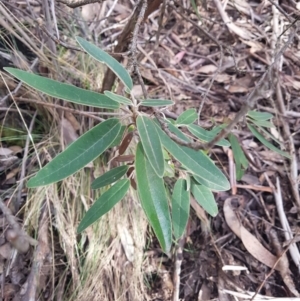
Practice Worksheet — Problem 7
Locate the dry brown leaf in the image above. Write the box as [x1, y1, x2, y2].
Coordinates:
[0, 147, 13, 157]
[0, 147, 13, 156]
[61, 118, 78, 146]
[172, 50, 186, 64]
[198, 64, 218, 74]
[0, 242, 13, 259]
[241, 40, 264, 54]
[224, 197, 281, 270]
[6, 167, 19, 180]
[9, 145, 23, 154]
[117, 224, 134, 262]
[118, 132, 133, 155]
[226, 85, 248, 93]
[65, 112, 80, 131]
[215, 74, 232, 84]
[190, 197, 210, 233]
[140, 67, 159, 85]
[81, 3, 101, 22]
[259, 150, 285, 163]
[282, 75, 300, 90]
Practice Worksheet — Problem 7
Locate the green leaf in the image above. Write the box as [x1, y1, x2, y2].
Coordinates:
[104, 91, 132, 105]
[137, 116, 165, 178]
[135, 143, 172, 253]
[140, 99, 174, 107]
[92, 165, 129, 189]
[27, 119, 122, 187]
[76, 37, 133, 90]
[247, 124, 291, 159]
[155, 123, 230, 191]
[165, 120, 191, 142]
[249, 119, 275, 128]
[247, 110, 273, 121]
[228, 134, 248, 180]
[188, 124, 230, 147]
[172, 179, 190, 239]
[190, 0, 202, 18]
[4, 68, 119, 109]
[110, 125, 126, 147]
[191, 183, 218, 217]
[78, 179, 130, 233]
[175, 109, 198, 125]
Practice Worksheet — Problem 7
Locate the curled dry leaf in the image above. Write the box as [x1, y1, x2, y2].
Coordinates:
[224, 197, 281, 271]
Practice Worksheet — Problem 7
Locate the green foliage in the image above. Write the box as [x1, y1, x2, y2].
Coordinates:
[228, 134, 248, 180]
[27, 119, 122, 187]
[172, 179, 190, 239]
[175, 109, 198, 125]
[139, 99, 174, 107]
[135, 142, 172, 252]
[76, 37, 133, 90]
[191, 182, 218, 217]
[104, 91, 132, 105]
[187, 124, 230, 147]
[78, 179, 130, 233]
[136, 116, 165, 177]
[4, 68, 119, 109]
[246, 111, 291, 159]
[91, 166, 129, 189]
[7, 38, 290, 253]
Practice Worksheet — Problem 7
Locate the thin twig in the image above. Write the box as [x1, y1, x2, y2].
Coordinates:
[16, 111, 37, 211]
[172, 235, 186, 301]
[21, 202, 50, 301]
[0, 198, 38, 248]
[56, 0, 104, 8]
[1, 58, 39, 103]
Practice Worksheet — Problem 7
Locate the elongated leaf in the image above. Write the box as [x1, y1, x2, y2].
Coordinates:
[188, 124, 230, 147]
[247, 111, 273, 121]
[4, 68, 119, 109]
[175, 109, 198, 125]
[166, 120, 191, 142]
[228, 134, 248, 180]
[104, 91, 132, 105]
[249, 119, 274, 128]
[140, 99, 174, 107]
[252, 123, 282, 145]
[191, 183, 218, 217]
[110, 125, 126, 147]
[76, 37, 133, 90]
[135, 143, 172, 253]
[78, 179, 130, 233]
[27, 119, 122, 187]
[155, 123, 230, 191]
[92, 165, 129, 189]
[190, 0, 202, 18]
[137, 116, 164, 177]
[172, 179, 190, 239]
[247, 124, 291, 159]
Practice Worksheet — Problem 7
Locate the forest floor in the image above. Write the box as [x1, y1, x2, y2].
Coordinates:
[0, 0, 300, 300]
